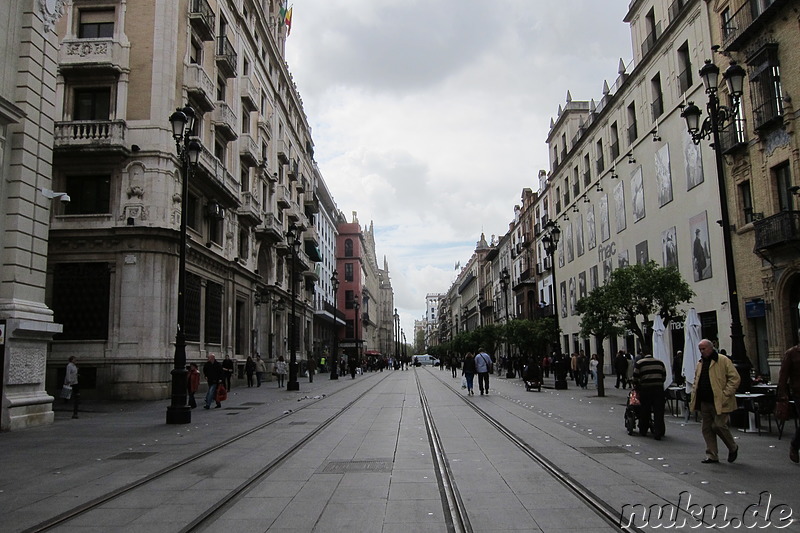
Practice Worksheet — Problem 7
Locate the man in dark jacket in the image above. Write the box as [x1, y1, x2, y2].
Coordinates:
[614, 351, 629, 389]
[778, 341, 800, 463]
[632, 353, 667, 439]
[221, 354, 234, 390]
[203, 353, 224, 409]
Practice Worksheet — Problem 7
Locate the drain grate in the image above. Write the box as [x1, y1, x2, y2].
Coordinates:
[289, 421, 307, 425]
[321, 459, 393, 474]
[579, 447, 628, 454]
[223, 407, 251, 410]
[241, 402, 265, 406]
[108, 452, 157, 460]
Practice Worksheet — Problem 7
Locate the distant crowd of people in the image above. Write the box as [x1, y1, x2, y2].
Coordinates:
[428, 337, 799, 466]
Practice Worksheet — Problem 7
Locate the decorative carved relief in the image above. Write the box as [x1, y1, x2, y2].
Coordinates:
[7, 343, 46, 385]
[124, 205, 144, 221]
[127, 186, 144, 199]
[66, 42, 109, 57]
[765, 129, 790, 156]
[40, 0, 66, 32]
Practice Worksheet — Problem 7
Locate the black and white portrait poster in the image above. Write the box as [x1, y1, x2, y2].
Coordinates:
[655, 143, 673, 206]
[618, 249, 629, 269]
[599, 194, 610, 242]
[566, 222, 574, 263]
[586, 205, 597, 250]
[558, 236, 565, 267]
[603, 257, 613, 282]
[636, 240, 649, 265]
[631, 166, 645, 222]
[589, 265, 598, 290]
[690, 211, 712, 281]
[560, 281, 568, 318]
[578, 271, 587, 299]
[569, 277, 577, 316]
[684, 132, 704, 191]
[661, 226, 678, 268]
[576, 213, 585, 257]
[614, 181, 626, 233]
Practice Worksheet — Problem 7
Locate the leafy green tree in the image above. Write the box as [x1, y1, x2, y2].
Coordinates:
[414, 328, 425, 354]
[603, 261, 694, 354]
[504, 318, 560, 360]
[576, 284, 624, 397]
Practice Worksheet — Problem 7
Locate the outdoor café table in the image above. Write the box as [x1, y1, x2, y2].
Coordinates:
[751, 384, 777, 393]
[735, 393, 765, 433]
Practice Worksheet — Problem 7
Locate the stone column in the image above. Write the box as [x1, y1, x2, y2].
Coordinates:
[0, 0, 66, 430]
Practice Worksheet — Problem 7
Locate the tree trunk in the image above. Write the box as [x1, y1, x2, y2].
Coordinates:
[597, 339, 605, 397]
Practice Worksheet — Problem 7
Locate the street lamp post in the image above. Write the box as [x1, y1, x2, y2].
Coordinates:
[394, 308, 400, 365]
[500, 268, 514, 378]
[330, 271, 340, 380]
[166, 106, 201, 424]
[681, 58, 748, 369]
[286, 225, 301, 391]
[542, 219, 567, 389]
[354, 299, 360, 374]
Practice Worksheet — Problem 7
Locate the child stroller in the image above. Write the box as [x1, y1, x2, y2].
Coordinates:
[624, 389, 641, 435]
[523, 360, 542, 392]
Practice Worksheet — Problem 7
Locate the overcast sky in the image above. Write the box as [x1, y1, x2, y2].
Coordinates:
[285, 0, 633, 339]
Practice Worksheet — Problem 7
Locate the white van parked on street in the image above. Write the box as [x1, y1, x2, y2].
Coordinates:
[413, 355, 439, 366]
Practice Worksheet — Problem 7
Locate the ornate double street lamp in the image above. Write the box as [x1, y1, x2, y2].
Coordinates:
[286, 225, 302, 391]
[354, 299, 361, 371]
[330, 270, 340, 380]
[166, 106, 202, 424]
[499, 268, 514, 378]
[681, 57, 748, 366]
[542, 219, 567, 389]
[394, 308, 400, 364]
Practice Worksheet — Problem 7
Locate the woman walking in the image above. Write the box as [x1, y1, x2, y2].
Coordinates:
[187, 363, 200, 408]
[590, 354, 599, 388]
[462, 352, 476, 396]
[275, 356, 287, 388]
[255, 355, 266, 387]
[64, 356, 79, 419]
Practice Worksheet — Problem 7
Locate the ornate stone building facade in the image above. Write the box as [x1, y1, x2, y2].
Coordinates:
[706, 0, 799, 378]
[335, 213, 395, 363]
[45, 0, 331, 400]
[542, 0, 734, 361]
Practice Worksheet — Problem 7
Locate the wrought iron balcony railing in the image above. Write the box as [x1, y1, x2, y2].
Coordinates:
[753, 210, 800, 251]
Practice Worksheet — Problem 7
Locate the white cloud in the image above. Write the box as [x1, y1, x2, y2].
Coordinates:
[286, 0, 632, 334]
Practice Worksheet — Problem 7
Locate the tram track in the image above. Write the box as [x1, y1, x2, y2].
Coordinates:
[420, 368, 644, 533]
[22, 373, 391, 533]
[415, 371, 472, 533]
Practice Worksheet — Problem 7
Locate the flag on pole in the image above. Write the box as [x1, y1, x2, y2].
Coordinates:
[284, 6, 293, 35]
[279, 0, 287, 22]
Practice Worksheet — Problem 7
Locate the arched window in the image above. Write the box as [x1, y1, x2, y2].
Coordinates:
[344, 238, 354, 257]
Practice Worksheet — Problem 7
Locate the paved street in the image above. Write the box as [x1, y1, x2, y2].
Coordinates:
[1, 367, 797, 532]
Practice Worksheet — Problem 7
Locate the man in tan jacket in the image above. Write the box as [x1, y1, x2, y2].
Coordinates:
[690, 339, 740, 464]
